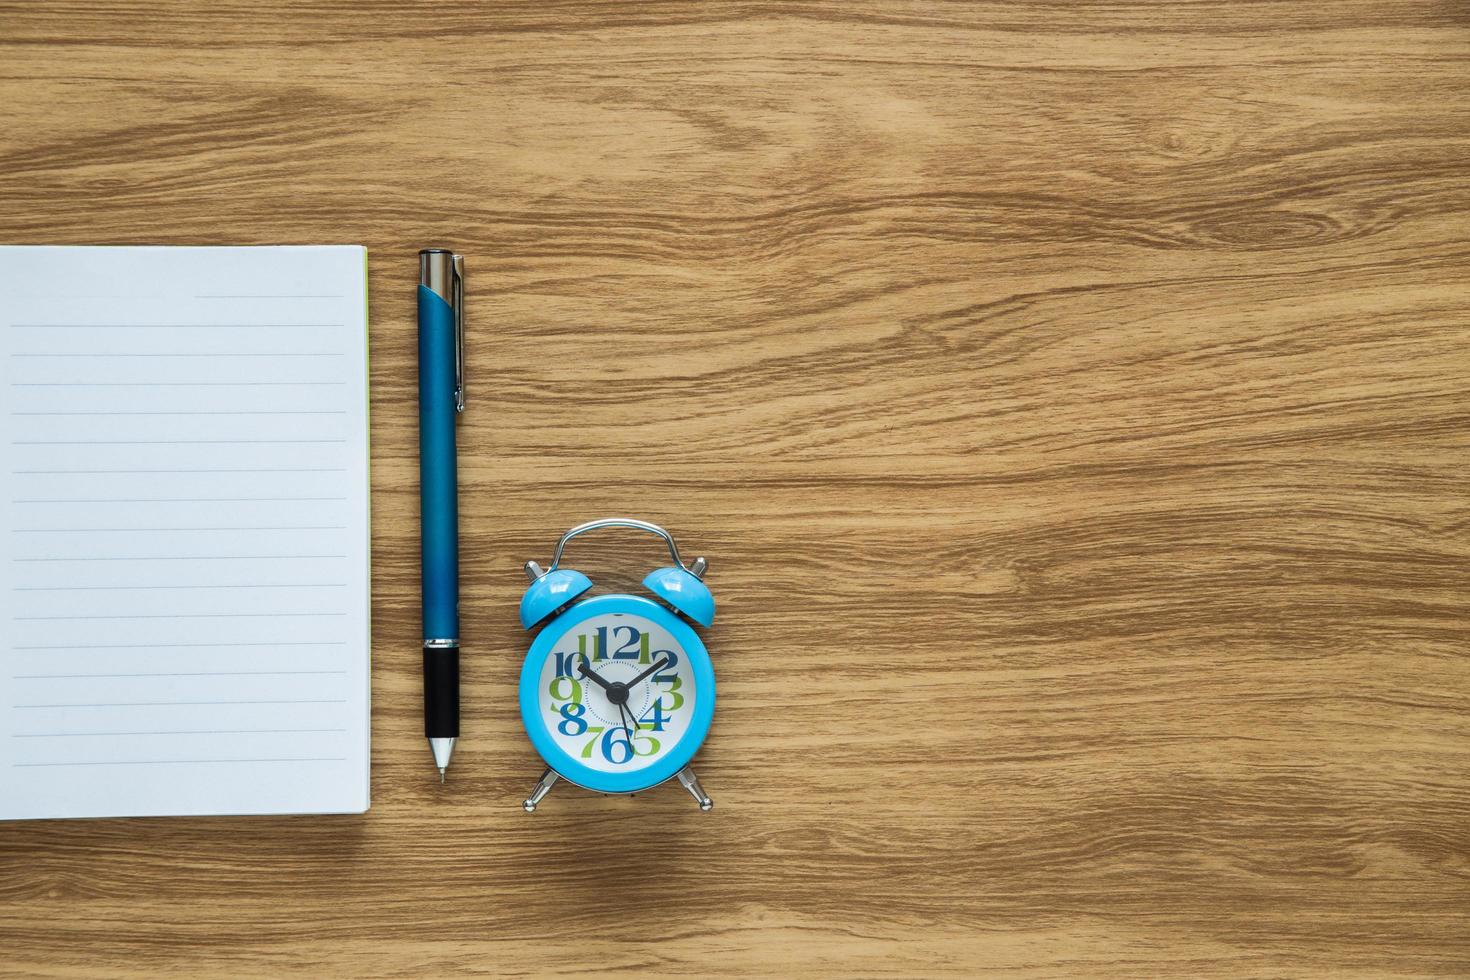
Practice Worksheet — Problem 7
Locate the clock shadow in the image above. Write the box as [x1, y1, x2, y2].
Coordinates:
[527, 793, 715, 924]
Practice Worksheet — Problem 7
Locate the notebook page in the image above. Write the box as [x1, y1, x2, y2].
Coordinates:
[0, 246, 370, 819]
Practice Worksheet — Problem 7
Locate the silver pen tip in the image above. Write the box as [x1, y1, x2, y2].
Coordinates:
[439, 768, 446, 784]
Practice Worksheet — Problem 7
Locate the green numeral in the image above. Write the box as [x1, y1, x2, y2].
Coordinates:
[580, 726, 606, 758]
[634, 725, 661, 757]
[658, 675, 685, 711]
[548, 676, 582, 704]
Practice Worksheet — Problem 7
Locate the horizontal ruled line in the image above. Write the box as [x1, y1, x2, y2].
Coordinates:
[11, 325, 341, 331]
[9, 382, 347, 388]
[12, 583, 347, 591]
[13, 526, 348, 533]
[13, 612, 347, 620]
[13, 555, 347, 562]
[11, 410, 348, 416]
[13, 728, 348, 737]
[12, 468, 347, 474]
[197, 294, 343, 299]
[15, 699, 348, 708]
[15, 670, 348, 679]
[11, 641, 346, 651]
[13, 758, 348, 767]
[13, 440, 346, 449]
[14, 497, 348, 503]
[9, 352, 345, 358]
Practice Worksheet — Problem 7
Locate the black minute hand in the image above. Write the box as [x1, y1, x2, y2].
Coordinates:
[625, 657, 671, 688]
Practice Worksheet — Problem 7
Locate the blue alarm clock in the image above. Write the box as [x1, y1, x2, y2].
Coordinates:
[518, 518, 716, 813]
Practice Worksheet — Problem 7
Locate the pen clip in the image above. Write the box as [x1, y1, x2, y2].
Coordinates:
[451, 253, 465, 413]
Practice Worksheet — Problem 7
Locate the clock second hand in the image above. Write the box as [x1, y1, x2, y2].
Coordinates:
[578, 660, 640, 747]
[621, 658, 669, 746]
[618, 702, 638, 747]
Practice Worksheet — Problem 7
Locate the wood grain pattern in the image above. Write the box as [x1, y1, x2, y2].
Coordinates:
[2, 1, 1469, 975]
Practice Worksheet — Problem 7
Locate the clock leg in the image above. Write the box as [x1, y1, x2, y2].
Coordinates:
[523, 768, 559, 813]
[676, 766, 713, 811]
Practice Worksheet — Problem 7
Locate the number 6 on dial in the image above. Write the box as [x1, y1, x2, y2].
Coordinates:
[517, 519, 717, 813]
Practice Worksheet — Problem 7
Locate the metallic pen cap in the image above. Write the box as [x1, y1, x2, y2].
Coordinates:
[419, 248, 455, 300]
[418, 249, 465, 412]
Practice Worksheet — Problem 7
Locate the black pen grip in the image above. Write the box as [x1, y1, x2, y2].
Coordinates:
[423, 645, 460, 739]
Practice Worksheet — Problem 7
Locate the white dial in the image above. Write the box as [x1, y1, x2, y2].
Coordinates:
[536, 612, 696, 773]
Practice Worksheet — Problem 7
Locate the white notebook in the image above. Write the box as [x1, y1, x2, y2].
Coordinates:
[0, 246, 371, 819]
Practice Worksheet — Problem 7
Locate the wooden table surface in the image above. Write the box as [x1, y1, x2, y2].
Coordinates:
[2, 2, 1469, 976]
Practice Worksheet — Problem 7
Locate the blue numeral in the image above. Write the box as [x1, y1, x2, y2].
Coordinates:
[557, 702, 588, 736]
[556, 635, 591, 677]
[612, 625, 641, 660]
[640, 699, 670, 733]
[601, 726, 633, 764]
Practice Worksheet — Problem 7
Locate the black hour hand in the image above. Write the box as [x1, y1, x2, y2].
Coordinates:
[577, 660, 613, 691]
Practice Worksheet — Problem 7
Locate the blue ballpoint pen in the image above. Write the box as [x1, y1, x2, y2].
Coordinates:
[418, 249, 465, 782]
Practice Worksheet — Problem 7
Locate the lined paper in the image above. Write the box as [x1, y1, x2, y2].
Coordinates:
[0, 246, 370, 819]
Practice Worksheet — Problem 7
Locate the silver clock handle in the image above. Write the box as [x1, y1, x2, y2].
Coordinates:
[547, 517, 706, 578]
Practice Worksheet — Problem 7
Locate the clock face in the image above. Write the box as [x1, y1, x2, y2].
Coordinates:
[535, 611, 697, 774]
